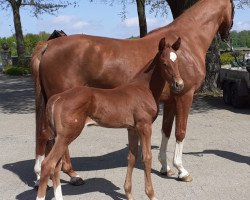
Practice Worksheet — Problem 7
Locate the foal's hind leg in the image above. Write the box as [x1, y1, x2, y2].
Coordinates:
[173, 91, 194, 182]
[37, 137, 68, 200]
[124, 129, 139, 200]
[137, 123, 157, 200]
[61, 148, 85, 185]
[158, 100, 175, 176]
[51, 159, 63, 200]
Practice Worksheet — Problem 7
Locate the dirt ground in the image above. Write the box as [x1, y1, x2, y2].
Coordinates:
[0, 74, 249, 200]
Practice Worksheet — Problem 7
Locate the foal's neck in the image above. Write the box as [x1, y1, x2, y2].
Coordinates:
[143, 54, 166, 107]
[148, 62, 166, 107]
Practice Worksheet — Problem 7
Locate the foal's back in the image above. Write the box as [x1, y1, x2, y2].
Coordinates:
[48, 80, 157, 130]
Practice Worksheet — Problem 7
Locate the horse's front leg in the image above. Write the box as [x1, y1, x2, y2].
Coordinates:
[124, 129, 139, 200]
[158, 99, 176, 176]
[137, 123, 158, 200]
[173, 90, 194, 182]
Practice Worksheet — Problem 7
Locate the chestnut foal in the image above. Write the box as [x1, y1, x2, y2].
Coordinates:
[36, 37, 183, 200]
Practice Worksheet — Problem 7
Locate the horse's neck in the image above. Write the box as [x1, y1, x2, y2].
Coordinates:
[174, 0, 229, 53]
[147, 0, 230, 54]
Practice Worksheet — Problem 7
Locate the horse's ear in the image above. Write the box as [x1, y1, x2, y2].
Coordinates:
[158, 37, 166, 52]
[172, 37, 181, 51]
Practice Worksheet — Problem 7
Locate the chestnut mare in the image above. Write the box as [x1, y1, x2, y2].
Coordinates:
[32, 0, 234, 186]
[36, 38, 183, 200]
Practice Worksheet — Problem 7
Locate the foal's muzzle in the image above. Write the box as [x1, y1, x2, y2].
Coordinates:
[171, 79, 184, 93]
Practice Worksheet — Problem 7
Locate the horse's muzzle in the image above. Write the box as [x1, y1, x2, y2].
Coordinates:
[171, 79, 184, 94]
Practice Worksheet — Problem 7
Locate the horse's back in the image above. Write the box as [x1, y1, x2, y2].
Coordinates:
[39, 35, 156, 98]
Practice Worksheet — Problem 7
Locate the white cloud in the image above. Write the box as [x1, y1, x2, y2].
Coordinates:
[52, 15, 74, 24]
[73, 21, 89, 30]
[114, 17, 171, 39]
[49, 15, 89, 31]
[123, 17, 139, 27]
[233, 21, 250, 32]
[122, 17, 163, 28]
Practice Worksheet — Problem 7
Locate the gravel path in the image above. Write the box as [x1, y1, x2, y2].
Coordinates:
[0, 73, 249, 200]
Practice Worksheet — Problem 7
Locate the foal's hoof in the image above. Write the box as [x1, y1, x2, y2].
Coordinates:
[178, 174, 193, 182]
[34, 180, 40, 189]
[70, 176, 85, 186]
[160, 169, 175, 177]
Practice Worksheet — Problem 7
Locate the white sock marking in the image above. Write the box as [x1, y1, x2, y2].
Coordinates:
[34, 155, 45, 180]
[173, 140, 189, 178]
[54, 184, 63, 200]
[158, 130, 171, 173]
[36, 197, 45, 200]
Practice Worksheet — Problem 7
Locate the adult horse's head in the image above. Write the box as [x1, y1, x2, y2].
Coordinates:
[158, 37, 184, 94]
[219, 0, 235, 41]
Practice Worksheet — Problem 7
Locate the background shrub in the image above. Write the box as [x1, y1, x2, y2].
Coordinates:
[3, 65, 31, 76]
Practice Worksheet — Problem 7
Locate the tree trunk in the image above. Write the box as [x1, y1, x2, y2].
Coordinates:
[166, 0, 197, 19]
[202, 35, 221, 92]
[136, 0, 147, 38]
[11, 1, 26, 66]
[166, 0, 221, 92]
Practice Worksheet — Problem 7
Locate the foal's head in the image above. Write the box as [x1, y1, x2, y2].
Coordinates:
[158, 37, 184, 94]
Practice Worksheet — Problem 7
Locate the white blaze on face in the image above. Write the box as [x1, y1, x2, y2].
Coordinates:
[170, 52, 177, 62]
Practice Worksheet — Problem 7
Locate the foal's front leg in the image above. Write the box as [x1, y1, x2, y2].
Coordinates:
[173, 91, 194, 182]
[124, 129, 139, 200]
[137, 123, 158, 200]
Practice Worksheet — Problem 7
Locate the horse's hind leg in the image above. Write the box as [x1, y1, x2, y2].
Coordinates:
[137, 123, 157, 200]
[124, 129, 139, 200]
[34, 112, 50, 188]
[62, 148, 85, 185]
[158, 100, 175, 176]
[173, 91, 194, 182]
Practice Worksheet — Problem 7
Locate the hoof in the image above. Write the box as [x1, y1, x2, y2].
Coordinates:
[70, 176, 85, 186]
[34, 180, 40, 190]
[178, 174, 193, 182]
[160, 169, 175, 177]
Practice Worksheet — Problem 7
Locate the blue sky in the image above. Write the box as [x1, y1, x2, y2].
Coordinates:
[0, 1, 250, 39]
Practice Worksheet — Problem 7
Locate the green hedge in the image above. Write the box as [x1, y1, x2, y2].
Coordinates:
[220, 52, 234, 65]
[3, 65, 31, 76]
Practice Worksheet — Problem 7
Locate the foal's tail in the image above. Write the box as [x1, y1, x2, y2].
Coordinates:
[30, 42, 48, 155]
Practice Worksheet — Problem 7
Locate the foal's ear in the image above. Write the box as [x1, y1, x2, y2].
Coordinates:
[158, 37, 166, 52]
[172, 37, 181, 51]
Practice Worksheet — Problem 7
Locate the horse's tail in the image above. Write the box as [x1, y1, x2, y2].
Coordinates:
[30, 42, 48, 156]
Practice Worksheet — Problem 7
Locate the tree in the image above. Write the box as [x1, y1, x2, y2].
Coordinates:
[136, 0, 147, 37]
[0, 0, 76, 66]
